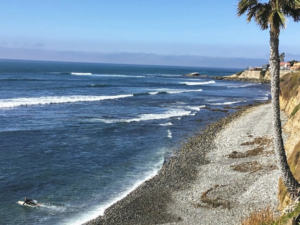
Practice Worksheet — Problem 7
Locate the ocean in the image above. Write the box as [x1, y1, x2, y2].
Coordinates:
[0, 59, 270, 225]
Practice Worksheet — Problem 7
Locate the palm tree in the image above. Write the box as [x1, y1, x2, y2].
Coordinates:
[237, 0, 300, 196]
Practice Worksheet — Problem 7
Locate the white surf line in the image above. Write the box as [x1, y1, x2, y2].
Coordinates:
[63, 158, 164, 225]
[210, 101, 242, 105]
[71, 72, 145, 78]
[71, 72, 92, 75]
[0, 94, 133, 108]
[96, 109, 193, 124]
[180, 81, 216, 85]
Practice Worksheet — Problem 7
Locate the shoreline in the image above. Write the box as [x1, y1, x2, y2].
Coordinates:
[84, 100, 275, 225]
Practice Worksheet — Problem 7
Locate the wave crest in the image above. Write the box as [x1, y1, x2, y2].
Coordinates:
[181, 81, 215, 85]
[0, 95, 133, 108]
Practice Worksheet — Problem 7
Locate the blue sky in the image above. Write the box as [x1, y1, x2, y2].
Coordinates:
[1, 0, 300, 67]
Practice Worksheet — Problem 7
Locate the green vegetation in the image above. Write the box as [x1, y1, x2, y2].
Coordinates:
[291, 104, 300, 117]
[236, 71, 244, 76]
[260, 70, 266, 78]
[280, 73, 300, 100]
[273, 203, 300, 225]
[289, 60, 299, 67]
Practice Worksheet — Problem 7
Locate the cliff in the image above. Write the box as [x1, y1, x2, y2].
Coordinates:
[278, 72, 300, 210]
[224, 70, 291, 81]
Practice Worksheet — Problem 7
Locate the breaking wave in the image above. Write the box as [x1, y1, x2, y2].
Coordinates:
[159, 122, 173, 126]
[210, 101, 242, 105]
[180, 81, 216, 85]
[94, 109, 196, 124]
[167, 129, 172, 138]
[0, 95, 133, 108]
[71, 72, 93, 76]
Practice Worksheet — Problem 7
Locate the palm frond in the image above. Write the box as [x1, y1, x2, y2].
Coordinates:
[238, 0, 259, 17]
[238, 0, 299, 33]
[269, 10, 287, 34]
[255, 3, 272, 30]
[279, 0, 300, 9]
[282, 4, 300, 21]
[247, 3, 263, 22]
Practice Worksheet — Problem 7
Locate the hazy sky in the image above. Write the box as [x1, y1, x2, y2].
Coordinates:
[1, 0, 300, 67]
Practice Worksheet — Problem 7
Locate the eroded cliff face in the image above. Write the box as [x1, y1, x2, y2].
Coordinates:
[239, 71, 261, 79]
[278, 72, 300, 210]
[229, 70, 290, 80]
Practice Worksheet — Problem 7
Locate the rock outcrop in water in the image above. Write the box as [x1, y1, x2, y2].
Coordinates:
[184, 72, 200, 77]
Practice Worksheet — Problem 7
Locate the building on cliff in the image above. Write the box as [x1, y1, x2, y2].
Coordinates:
[280, 62, 291, 70]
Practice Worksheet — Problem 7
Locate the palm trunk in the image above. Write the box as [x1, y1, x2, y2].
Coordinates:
[269, 30, 300, 194]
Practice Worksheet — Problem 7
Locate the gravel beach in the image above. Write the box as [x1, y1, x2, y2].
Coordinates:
[85, 102, 286, 225]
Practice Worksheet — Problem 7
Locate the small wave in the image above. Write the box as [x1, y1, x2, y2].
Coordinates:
[240, 83, 257, 87]
[228, 83, 257, 89]
[71, 72, 93, 75]
[95, 109, 193, 124]
[167, 129, 172, 138]
[63, 158, 164, 225]
[181, 81, 216, 85]
[185, 105, 206, 111]
[149, 92, 159, 95]
[165, 89, 203, 94]
[159, 122, 173, 126]
[90, 84, 110, 87]
[210, 101, 242, 105]
[135, 89, 203, 96]
[255, 97, 268, 101]
[99, 74, 145, 78]
[0, 94, 133, 108]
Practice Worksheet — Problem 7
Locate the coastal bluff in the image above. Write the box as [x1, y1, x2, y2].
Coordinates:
[215, 70, 291, 83]
[278, 72, 300, 211]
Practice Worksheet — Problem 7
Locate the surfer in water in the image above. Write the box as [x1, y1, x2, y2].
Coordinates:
[23, 198, 37, 206]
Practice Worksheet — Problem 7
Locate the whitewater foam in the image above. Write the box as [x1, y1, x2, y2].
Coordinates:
[149, 92, 159, 95]
[0, 95, 133, 108]
[228, 83, 257, 89]
[210, 101, 242, 105]
[98, 74, 145, 78]
[71, 72, 93, 75]
[146, 89, 203, 95]
[96, 109, 194, 124]
[159, 122, 173, 126]
[181, 81, 216, 85]
[70, 72, 145, 78]
[167, 129, 172, 138]
[63, 157, 164, 225]
[256, 97, 268, 101]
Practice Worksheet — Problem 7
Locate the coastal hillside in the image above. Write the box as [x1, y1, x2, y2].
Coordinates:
[226, 70, 291, 80]
[278, 72, 300, 210]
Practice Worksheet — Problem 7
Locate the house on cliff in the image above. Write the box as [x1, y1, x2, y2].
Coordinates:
[280, 62, 291, 70]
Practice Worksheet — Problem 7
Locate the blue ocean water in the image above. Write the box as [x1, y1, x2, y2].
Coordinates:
[0, 60, 270, 225]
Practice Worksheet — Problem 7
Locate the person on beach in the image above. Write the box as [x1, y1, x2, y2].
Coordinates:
[23, 198, 36, 206]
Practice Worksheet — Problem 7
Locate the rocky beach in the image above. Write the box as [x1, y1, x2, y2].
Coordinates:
[84, 101, 284, 225]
